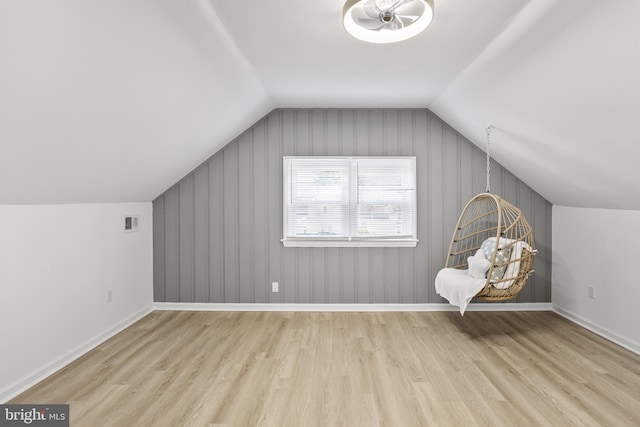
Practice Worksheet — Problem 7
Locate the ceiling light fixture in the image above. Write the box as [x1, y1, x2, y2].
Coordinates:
[343, 0, 434, 44]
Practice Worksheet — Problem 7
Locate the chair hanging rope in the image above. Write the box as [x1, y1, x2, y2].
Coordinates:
[485, 125, 494, 193]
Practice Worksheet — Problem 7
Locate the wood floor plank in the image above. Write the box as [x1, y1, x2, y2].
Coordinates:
[9, 311, 640, 426]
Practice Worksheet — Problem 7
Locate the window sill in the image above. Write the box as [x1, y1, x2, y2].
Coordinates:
[281, 239, 418, 248]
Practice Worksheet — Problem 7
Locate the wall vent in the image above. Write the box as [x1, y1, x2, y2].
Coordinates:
[124, 215, 140, 233]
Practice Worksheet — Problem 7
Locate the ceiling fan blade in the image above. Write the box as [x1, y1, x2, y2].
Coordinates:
[382, 19, 404, 31]
[351, 7, 376, 21]
[396, 15, 420, 25]
[387, 0, 412, 12]
[394, 1, 422, 16]
[361, 1, 381, 19]
[356, 18, 386, 31]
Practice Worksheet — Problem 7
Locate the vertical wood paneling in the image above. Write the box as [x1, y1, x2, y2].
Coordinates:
[472, 144, 487, 196]
[370, 110, 384, 155]
[341, 110, 355, 156]
[341, 248, 355, 303]
[153, 108, 553, 304]
[385, 113, 401, 302]
[209, 154, 224, 302]
[371, 248, 385, 303]
[384, 110, 400, 155]
[223, 142, 239, 303]
[295, 111, 312, 303]
[356, 248, 370, 303]
[370, 111, 385, 303]
[297, 248, 312, 303]
[153, 195, 165, 302]
[312, 250, 325, 303]
[535, 194, 552, 302]
[238, 131, 253, 303]
[282, 110, 297, 303]
[427, 113, 445, 303]
[443, 122, 460, 255]
[414, 111, 430, 303]
[459, 133, 474, 206]
[355, 110, 371, 302]
[502, 170, 517, 205]
[490, 154, 504, 196]
[311, 111, 327, 302]
[252, 121, 268, 304]
[545, 202, 553, 302]
[339, 110, 356, 303]
[385, 248, 400, 303]
[179, 176, 194, 302]
[355, 110, 369, 155]
[311, 110, 325, 156]
[267, 112, 283, 303]
[163, 186, 179, 302]
[193, 165, 209, 302]
[327, 110, 342, 303]
[399, 110, 416, 303]
[327, 249, 341, 303]
[515, 183, 533, 303]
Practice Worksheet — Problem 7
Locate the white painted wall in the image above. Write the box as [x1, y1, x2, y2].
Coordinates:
[553, 206, 640, 353]
[0, 203, 153, 402]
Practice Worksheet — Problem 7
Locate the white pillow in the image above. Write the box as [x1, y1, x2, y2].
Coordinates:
[467, 253, 490, 279]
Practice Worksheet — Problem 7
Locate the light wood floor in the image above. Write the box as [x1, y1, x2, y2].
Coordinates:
[11, 311, 640, 426]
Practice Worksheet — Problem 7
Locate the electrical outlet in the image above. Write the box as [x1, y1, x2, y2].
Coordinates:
[588, 286, 595, 300]
[272, 282, 279, 293]
[107, 289, 113, 302]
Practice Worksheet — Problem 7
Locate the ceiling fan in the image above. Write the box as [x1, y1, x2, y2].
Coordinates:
[343, 0, 434, 44]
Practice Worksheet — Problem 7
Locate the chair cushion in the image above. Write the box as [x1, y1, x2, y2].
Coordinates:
[480, 237, 512, 281]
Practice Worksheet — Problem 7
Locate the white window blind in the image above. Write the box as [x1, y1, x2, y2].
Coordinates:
[283, 157, 417, 247]
[285, 158, 350, 238]
[353, 158, 415, 239]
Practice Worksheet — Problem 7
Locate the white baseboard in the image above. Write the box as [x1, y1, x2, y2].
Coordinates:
[153, 302, 552, 312]
[0, 305, 153, 404]
[552, 306, 640, 356]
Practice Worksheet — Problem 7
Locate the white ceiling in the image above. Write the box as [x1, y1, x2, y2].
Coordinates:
[1, 0, 639, 209]
[209, 0, 528, 107]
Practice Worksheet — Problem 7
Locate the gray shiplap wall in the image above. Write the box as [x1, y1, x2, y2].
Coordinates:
[153, 109, 552, 304]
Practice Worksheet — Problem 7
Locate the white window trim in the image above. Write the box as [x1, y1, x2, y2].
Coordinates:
[282, 239, 418, 248]
[282, 156, 418, 248]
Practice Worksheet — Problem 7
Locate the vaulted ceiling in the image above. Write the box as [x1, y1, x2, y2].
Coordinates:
[2, 0, 639, 209]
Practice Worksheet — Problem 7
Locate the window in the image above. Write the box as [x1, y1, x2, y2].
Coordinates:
[282, 157, 417, 247]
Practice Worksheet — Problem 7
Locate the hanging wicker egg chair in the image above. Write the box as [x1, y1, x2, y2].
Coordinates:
[445, 192, 536, 301]
[436, 126, 537, 305]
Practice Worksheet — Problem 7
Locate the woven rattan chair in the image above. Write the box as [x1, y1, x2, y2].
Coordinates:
[444, 192, 536, 301]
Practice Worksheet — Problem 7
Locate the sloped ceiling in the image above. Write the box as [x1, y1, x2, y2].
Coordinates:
[1, 0, 638, 209]
[431, 0, 640, 210]
[0, 0, 272, 204]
